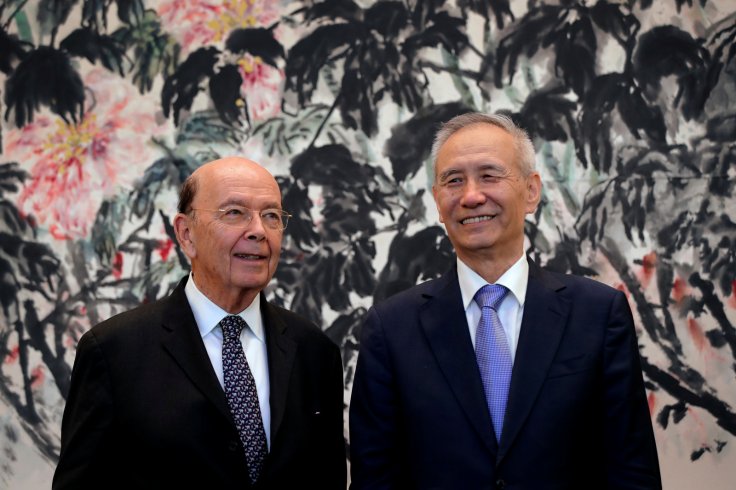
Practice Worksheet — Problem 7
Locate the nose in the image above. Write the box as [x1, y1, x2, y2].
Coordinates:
[460, 179, 487, 207]
[243, 212, 266, 241]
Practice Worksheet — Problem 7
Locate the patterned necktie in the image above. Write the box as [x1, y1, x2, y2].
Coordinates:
[473, 284, 512, 442]
[221, 315, 268, 483]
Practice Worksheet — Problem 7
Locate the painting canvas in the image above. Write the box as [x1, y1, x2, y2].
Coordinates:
[0, 0, 735, 487]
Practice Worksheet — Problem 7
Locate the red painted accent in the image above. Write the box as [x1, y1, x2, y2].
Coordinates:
[687, 317, 706, 352]
[158, 239, 174, 262]
[4, 345, 19, 364]
[672, 276, 688, 304]
[112, 252, 124, 279]
[30, 365, 45, 389]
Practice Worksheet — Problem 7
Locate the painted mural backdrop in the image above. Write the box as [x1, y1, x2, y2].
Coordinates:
[0, 0, 735, 487]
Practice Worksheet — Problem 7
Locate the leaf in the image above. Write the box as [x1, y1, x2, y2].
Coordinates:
[115, 0, 145, 24]
[4, 46, 84, 127]
[617, 84, 667, 143]
[578, 73, 625, 172]
[0, 30, 29, 75]
[364, 1, 409, 39]
[706, 114, 736, 143]
[374, 226, 453, 302]
[81, 0, 120, 30]
[113, 9, 180, 93]
[383, 101, 472, 183]
[291, 144, 364, 187]
[279, 177, 320, 248]
[209, 64, 245, 126]
[338, 67, 378, 134]
[225, 27, 285, 69]
[495, 4, 565, 87]
[161, 46, 220, 125]
[553, 17, 597, 96]
[60, 28, 126, 75]
[345, 237, 377, 297]
[296, 0, 363, 24]
[634, 26, 711, 119]
[590, 2, 639, 46]
[403, 10, 468, 56]
[36, 0, 78, 36]
[131, 154, 200, 219]
[90, 197, 128, 264]
[284, 23, 358, 106]
[456, 0, 514, 29]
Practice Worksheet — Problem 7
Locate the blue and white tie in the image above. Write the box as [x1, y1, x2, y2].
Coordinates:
[474, 284, 512, 442]
[221, 315, 268, 483]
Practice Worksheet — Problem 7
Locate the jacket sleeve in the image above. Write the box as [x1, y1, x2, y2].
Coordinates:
[603, 290, 662, 489]
[349, 306, 404, 490]
[53, 331, 115, 490]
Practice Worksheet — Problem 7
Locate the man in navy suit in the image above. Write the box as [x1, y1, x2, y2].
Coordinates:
[54, 157, 346, 489]
[349, 113, 661, 489]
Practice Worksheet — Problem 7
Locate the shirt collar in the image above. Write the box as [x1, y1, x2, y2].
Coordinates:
[457, 254, 529, 311]
[184, 273, 265, 342]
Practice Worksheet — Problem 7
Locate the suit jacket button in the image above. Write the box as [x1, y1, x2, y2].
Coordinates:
[496, 479, 506, 489]
[228, 440, 239, 451]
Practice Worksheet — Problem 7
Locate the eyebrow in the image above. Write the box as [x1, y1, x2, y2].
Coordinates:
[216, 198, 282, 209]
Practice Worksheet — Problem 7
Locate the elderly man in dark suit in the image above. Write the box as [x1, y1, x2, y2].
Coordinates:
[349, 113, 661, 489]
[54, 157, 346, 489]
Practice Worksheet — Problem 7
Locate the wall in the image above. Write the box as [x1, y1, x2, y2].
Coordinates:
[0, 0, 735, 487]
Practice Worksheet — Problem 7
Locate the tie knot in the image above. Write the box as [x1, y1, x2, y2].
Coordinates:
[474, 284, 508, 311]
[221, 315, 247, 340]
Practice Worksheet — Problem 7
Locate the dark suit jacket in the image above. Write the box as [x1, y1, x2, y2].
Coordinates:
[350, 260, 660, 490]
[53, 276, 346, 489]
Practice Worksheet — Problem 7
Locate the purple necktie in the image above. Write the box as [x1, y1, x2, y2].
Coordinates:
[473, 284, 512, 442]
[221, 315, 268, 483]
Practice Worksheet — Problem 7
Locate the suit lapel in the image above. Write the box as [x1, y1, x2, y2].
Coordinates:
[497, 261, 570, 463]
[420, 269, 498, 454]
[261, 298, 297, 443]
[160, 277, 233, 424]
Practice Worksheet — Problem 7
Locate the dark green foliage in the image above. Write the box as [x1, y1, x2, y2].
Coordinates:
[209, 64, 245, 125]
[383, 101, 472, 183]
[4, 46, 84, 126]
[161, 47, 219, 125]
[225, 27, 285, 69]
[60, 27, 126, 75]
[0, 30, 29, 75]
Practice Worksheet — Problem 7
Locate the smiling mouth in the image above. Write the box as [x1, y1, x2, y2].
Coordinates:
[461, 215, 495, 225]
[234, 253, 266, 260]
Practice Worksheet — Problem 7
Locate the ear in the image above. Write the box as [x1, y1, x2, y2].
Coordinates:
[173, 213, 196, 259]
[431, 183, 445, 224]
[525, 172, 542, 214]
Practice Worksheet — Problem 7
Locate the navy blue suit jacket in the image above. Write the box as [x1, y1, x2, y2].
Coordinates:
[350, 260, 660, 489]
[54, 276, 346, 489]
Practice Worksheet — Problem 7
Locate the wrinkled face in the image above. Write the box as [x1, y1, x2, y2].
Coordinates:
[432, 123, 541, 265]
[175, 159, 283, 311]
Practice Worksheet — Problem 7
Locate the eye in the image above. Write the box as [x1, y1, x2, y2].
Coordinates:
[443, 176, 463, 186]
[261, 210, 282, 225]
[222, 206, 245, 216]
[482, 173, 501, 181]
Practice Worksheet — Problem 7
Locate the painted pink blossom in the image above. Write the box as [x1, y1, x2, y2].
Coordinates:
[158, 0, 284, 121]
[6, 69, 167, 240]
[158, 0, 280, 54]
[238, 53, 283, 120]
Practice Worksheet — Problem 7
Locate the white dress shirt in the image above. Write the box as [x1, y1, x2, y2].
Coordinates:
[184, 274, 271, 448]
[456, 254, 529, 362]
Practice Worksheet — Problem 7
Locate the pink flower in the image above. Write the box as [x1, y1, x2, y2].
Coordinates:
[158, 0, 280, 54]
[158, 0, 284, 121]
[6, 68, 168, 240]
[238, 54, 283, 120]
